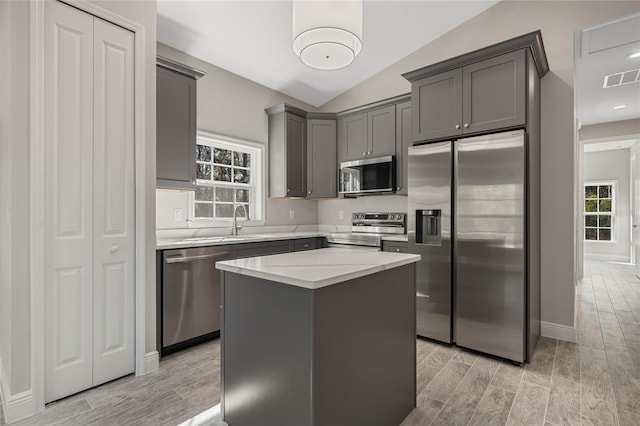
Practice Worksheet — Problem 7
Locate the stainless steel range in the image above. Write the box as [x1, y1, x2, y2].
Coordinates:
[327, 212, 406, 250]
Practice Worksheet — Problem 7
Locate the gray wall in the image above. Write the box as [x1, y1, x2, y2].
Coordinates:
[584, 149, 632, 261]
[580, 119, 640, 141]
[0, 0, 157, 414]
[317, 0, 640, 328]
[156, 43, 319, 229]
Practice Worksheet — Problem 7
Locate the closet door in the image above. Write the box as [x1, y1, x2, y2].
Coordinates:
[44, 1, 95, 402]
[92, 18, 135, 386]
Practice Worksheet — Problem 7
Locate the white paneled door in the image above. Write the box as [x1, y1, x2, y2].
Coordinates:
[45, 1, 135, 403]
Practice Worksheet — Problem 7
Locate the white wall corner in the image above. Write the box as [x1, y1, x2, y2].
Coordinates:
[541, 321, 577, 343]
[143, 351, 159, 375]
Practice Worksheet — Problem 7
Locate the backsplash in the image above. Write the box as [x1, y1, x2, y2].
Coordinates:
[157, 190, 407, 234]
[156, 189, 318, 230]
[317, 195, 408, 228]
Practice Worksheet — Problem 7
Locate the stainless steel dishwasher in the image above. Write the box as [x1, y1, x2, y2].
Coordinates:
[162, 246, 231, 354]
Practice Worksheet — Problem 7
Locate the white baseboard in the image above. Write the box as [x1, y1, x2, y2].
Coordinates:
[584, 253, 630, 262]
[541, 321, 577, 343]
[1, 356, 36, 424]
[143, 351, 159, 375]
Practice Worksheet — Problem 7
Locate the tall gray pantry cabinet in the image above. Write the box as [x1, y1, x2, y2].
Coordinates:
[403, 31, 548, 363]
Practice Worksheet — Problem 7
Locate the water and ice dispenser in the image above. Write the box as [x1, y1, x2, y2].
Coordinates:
[415, 209, 441, 246]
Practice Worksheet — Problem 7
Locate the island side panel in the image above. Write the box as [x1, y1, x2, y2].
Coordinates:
[313, 264, 416, 426]
[221, 272, 314, 426]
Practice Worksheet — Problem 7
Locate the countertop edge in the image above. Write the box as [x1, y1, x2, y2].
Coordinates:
[216, 250, 420, 289]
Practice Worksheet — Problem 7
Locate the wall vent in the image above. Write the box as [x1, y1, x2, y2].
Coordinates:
[603, 69, 640, 88]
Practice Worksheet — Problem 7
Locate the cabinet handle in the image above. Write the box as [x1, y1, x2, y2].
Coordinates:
[308, 190, 311, 195]
[464, 123, 469, 128]
[396, 248, 401, 252]
[111, 244, 119, 253]
[455, 124, 460, 130]
[362, 152, 366, 156]
[397, 187, 401, 191]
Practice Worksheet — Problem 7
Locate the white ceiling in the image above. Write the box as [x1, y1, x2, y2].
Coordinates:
[575, 13, 640, 126]
[157, 0, 498, 107]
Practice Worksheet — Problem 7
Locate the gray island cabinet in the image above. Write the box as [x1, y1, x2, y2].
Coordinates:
[216, 248, 421, 426]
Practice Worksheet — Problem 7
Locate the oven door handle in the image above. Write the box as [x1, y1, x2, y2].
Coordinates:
[165, 252, 231, 264]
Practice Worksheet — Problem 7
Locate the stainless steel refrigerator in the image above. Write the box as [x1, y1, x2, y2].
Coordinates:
[408, 130, 530, 363]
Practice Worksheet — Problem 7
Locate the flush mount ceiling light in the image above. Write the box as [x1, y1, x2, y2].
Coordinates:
[627, 51, 640, 60]
[613, 104, 627, 109]
[292, 0, 363, 70]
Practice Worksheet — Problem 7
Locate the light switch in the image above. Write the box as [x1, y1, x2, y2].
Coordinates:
[289, 210, 295, 220]
[174, 208, 183, 222]
[339, 210, 344, 220]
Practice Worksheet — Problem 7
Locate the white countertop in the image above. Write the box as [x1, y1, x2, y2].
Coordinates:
[157, 231, 326, 250]
[215, 247, 420, 289]
[157, 231, 408, 250]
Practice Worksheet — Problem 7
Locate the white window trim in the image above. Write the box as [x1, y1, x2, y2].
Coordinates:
[584, 180, 616, 244]
[187, 130, 266, 228]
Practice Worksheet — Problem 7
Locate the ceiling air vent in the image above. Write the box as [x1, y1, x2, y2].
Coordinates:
[603, 68, 640, 88]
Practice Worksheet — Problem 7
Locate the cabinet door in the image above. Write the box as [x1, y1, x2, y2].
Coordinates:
[307, 119, 337, 198]
[285, 113, 307, 197]
[156, 66, 197, 190]
[45, 0, 95, 403]
[338, 113, 368, 161]
[462, 50, 526, 134]
[382, 241, 408, 253]
[368, 105, 396, 157]
[92, 17, 136, 387]
[412, 68, 463, 142]
[395, 101, 412, 195]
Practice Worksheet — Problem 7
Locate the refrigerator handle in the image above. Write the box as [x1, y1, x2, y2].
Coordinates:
[415, 209, 441, 246]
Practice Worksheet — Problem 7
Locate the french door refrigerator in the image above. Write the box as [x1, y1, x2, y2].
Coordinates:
[408, 130, 529, 363]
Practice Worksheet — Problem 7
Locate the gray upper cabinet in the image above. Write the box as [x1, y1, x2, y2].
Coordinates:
[411, 68, 463, 142]
[156, 65, 197, 190]
[395, 101, 412, 195]
[338, 105, 396, 163]
[368, 105, 396, 157]
[267, 105, 307, 198]
[462, 50, 525, 134]
[156, 58, 205, 190]
[338, 113, 367, 162]
[407, 49, 526, 143]
[307, 119, 337, 198]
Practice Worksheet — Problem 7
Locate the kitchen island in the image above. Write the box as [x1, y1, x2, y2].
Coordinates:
[216, 248, 420, 426]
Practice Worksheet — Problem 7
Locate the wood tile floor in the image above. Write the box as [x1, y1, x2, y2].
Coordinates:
[1, 260, 639, 425]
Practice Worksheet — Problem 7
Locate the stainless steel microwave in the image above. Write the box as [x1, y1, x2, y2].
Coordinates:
[339, 156, 396, 197]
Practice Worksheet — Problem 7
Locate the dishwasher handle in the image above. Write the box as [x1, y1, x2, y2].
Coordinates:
[165, 252, 231, 264]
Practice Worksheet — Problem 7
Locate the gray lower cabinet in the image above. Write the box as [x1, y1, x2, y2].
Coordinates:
[156, 64, 198, 190]
[221, 264, 416, 426]
[232, 240, 295, 259]
[267, 106, 307, 198]
[395, 101, 412, 195]
[382, 241, 408, 253]
[338, 104, 397, 163]
[409, 49, 526, 142]
[294, 238, 319, 251]
[307, 119, 337, 198]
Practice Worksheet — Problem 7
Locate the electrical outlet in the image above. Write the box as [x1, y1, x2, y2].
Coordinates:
[339, 210, 344, 220]
[289, 209, 295, 220]
[174, 208, 183, 222]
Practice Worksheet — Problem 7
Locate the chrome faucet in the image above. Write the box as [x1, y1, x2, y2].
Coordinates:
[232, 204, 249, 236]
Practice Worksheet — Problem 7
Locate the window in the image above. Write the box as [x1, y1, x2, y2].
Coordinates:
[192, 132, 264, 222]
[584, 182, 615, 242]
